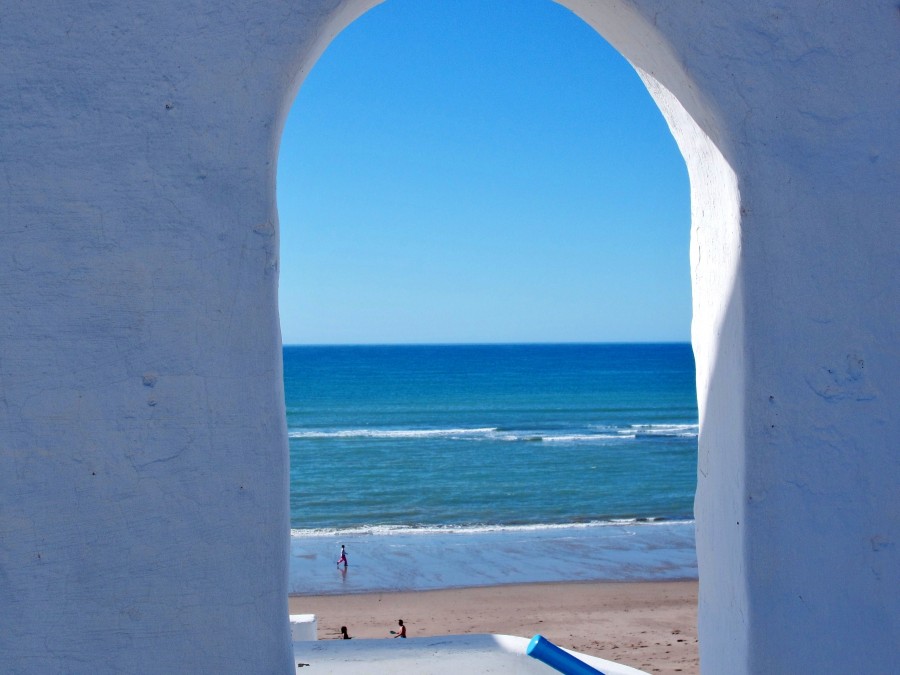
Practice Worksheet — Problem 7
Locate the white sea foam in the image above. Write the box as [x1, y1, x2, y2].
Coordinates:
[289, 517, 691, 539]
[628, 423, 699, 437]
[289, 427, 498, 439]
[289, 423, 697, 443]
[540, 433, 632, 442]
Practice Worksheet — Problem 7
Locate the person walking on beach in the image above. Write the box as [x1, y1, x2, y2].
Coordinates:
[340, 626, 351, 639]
[336, 544, 348, 569]
[392, 619, 407, 638]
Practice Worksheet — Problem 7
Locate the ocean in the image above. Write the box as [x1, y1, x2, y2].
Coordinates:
[285, 343, 698, 595]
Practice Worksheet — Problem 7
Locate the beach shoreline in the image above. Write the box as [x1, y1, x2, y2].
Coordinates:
[289, 579, 698, 675]
[288, 520, 697, 595]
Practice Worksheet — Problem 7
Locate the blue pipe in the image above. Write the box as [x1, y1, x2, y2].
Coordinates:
[526, 634, 605, 675]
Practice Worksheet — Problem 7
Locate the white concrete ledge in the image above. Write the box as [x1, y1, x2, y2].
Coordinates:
[293, 634, 649, 674]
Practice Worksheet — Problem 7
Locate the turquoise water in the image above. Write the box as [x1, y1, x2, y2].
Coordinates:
[284, 343, 698, 593]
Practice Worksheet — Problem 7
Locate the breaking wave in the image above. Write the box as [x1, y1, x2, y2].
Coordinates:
[290, 517, 692, 538]
[288, 423, 697, 443]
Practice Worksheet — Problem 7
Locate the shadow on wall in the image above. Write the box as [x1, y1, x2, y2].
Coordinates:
[694, 264, 747, 672]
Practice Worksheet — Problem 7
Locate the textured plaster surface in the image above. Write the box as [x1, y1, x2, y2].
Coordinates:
[1, 1, 897, 673]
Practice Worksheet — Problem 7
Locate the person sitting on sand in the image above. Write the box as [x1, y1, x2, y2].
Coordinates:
[392, 619, 406, 638]
[340, 626, 351, 639]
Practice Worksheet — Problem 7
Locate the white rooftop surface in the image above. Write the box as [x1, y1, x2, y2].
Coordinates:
[293, 634, 649, 674]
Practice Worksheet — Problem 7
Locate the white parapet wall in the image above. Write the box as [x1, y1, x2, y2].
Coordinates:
[289, 615, 318, 642]
[0, 1, 897, 674]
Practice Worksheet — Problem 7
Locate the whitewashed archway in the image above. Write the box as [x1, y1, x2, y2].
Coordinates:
[1, 2, 896, 673]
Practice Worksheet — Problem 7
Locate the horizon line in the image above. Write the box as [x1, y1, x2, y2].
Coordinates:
[282, 340, 692, 347]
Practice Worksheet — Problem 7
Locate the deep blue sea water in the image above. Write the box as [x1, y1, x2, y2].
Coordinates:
[285, 343, 698, 594]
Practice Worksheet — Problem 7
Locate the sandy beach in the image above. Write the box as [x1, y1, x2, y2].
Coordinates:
[290, 579, 698, 675]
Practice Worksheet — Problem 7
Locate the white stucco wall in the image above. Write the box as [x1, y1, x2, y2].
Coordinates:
[1, 1, 897, 673]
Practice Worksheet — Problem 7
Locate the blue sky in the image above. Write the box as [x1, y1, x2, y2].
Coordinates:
[276, 0, 690, 345]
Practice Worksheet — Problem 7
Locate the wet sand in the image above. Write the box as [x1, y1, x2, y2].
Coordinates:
[290, 579, 698, 675]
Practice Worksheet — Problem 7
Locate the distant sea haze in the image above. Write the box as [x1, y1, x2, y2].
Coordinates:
[284, 343, 699, 593]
